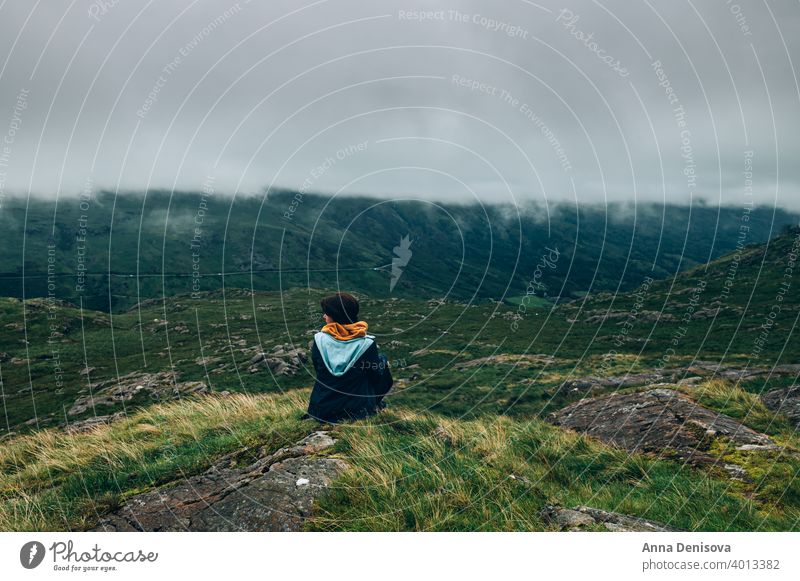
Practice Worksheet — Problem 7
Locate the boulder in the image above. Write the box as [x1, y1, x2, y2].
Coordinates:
[557, 372, 679, 395]
[68, 372, 208, 416]
[541, 505, 678, 532]
[248, 352, 267, 365]
[582, 310, 679, 324]
[687, 362, 800, 382]
[761, 385, 800, 427]
[548, 388, 774, 467]
[91, 431, 347, 532]
[246, 344, 307, 376]
[456, 353, 555, 369]
[64, 412, 126, 433]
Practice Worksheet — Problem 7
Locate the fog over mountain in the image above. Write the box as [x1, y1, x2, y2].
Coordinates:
[0, 0, 798, 208]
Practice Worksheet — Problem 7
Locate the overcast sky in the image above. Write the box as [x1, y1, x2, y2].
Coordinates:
[0, 0, 798, 209]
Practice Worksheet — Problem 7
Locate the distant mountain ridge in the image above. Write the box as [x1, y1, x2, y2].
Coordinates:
[0, 189, 796, 311]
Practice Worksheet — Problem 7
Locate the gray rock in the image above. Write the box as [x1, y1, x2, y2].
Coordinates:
[246, 345, 307, 376]
[91, 431, 347, 532]
[541, 506, 595, 528]
[735, 443, 782, 452]
[541, 505, 678, 532]
[761, 385, 800, 427]
[724, 464, 748, 481]
[557, 372, 678, 395]
[677, 376, 704, 385]
[582, 310, 679, 324]
[456, 354, 555, 369]
[687, 362, 800, 382]
[68, 372, 208, 416]
[549, 388, 774, 468]
[190, 455, 348, 532]
[64, 412, 126, 433]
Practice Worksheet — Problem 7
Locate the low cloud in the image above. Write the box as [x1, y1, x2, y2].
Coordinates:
[0, 0, 798, 209]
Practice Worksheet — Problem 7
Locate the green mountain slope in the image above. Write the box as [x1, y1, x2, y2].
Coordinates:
[1, 227, 798, 434]
[559, 225, 800, 367]
[1, 190, 796, 311]
[1, 225, 798, 532]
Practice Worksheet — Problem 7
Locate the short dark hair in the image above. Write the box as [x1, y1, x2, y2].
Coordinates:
[320, 292, 360, 324]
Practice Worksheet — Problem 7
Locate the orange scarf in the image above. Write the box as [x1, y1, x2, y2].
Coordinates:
[321, 321, 368, 341]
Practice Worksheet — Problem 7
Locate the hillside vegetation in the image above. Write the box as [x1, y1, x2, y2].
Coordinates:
[1, 191, 796, 311]
[0, 226, 798, 531]
[2, 382, 798, 531]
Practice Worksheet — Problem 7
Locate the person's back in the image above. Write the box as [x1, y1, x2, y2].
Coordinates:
[307, 292, 392, 423]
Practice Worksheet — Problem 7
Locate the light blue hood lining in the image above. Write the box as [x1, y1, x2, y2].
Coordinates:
[314, 332, 375, 377]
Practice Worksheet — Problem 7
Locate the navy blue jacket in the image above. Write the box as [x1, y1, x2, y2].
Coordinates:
[307, 339, 392, 423]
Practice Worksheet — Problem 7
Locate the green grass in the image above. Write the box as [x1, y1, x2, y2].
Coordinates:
[314, 407, 799, 531]
[2, 256, 798, 433]
[0, 391, 312, 531]
[504, 294, 553, 308]
[1, 228, 799, 531]
[675, 380, 793, 436]
[2, 388, 798, 532]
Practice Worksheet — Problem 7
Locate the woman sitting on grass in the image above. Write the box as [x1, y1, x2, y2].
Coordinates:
[306, 292, 392, 423]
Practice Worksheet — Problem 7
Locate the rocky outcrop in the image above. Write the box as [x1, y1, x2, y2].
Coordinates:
[687, 361, 800, 382]
[456, 353, 555, 369]
[556, 364, 800, 396]
[63, 412, 126, 433]
[68, 372, 208, 416]
[557, 372, 681, 395]
[247, 343, 308, 376]
[549, 388, 775, 467]
[91, 431, 347, 532]
[582, 310, 679, 324]
[541, 505, 678, 532]
[761, 385, 800, 427]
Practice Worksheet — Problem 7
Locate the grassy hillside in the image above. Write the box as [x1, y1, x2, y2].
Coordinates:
[1, 228, 799, 434]
[2, 386, 798, 531]
[0, 391, 312, 530]
[558, 225, 800, 379]
[1, 191, 796, 311]
[1, 227, 798, 531]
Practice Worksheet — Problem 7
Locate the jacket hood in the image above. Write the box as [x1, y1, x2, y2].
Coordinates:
[314, 331, 374, 377]
[320, 321, 369, 341]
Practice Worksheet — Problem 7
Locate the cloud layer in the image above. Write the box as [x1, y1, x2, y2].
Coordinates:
[0, 0, 798, 208]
